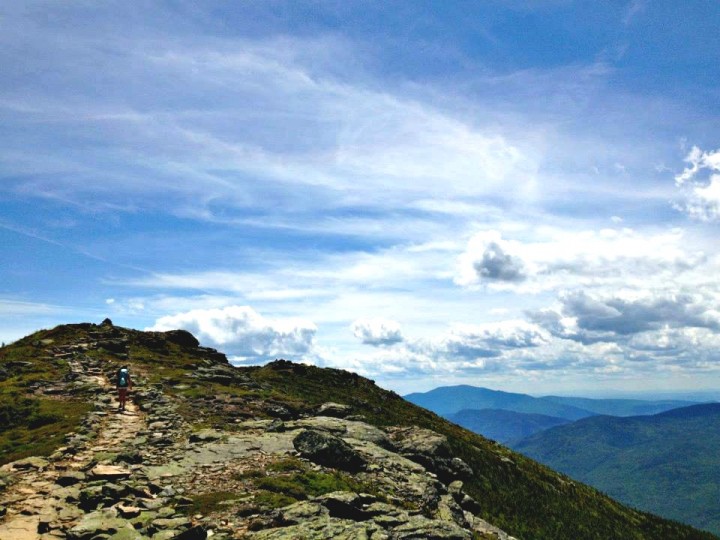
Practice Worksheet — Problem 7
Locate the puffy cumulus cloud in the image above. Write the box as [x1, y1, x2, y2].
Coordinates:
[529, 290, 720, 345]
[456, 231, 527, 286]
[351, 318, 403, 346]
[456, 228, 703, 292]
[147, 305, 316, 362]
[675, 146, 720, 221]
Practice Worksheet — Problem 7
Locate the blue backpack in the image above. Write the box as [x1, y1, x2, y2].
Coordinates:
[117, 369, 129, 388]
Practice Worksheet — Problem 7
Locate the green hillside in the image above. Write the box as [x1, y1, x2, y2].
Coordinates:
[0, 322, 716, 540]
[446, 408, 570, 443]
[513, 404, 720, 535]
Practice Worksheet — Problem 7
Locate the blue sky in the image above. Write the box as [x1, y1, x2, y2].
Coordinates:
[2, 1, 720, 395]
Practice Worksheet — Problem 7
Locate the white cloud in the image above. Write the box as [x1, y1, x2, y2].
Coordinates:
[675, 146, 720, 221]
[456, 227, 704, 292]
[529, 290, 720, 344]
[456, 231, 527, 285]
[351, 318, 404, 346]
[428, 320, 548, 359]
[147, 305, 316, 361]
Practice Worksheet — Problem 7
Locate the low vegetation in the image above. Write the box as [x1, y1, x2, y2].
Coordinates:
[0, 337, 92, 466]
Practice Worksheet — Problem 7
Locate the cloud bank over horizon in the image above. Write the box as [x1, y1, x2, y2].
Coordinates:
[1, 1, 719, 395]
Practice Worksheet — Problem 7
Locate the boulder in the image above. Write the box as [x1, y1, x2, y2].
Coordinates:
[293, 429, 366, 472]
[164, 330, 199, 348]
[316, 402, 352, 418]
[389, 427, 473, 482]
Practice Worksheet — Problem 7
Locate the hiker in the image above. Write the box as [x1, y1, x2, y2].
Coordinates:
[116, 366, 132, 411]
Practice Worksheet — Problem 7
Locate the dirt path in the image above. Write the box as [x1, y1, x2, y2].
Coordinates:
[0, 356, 145, 540]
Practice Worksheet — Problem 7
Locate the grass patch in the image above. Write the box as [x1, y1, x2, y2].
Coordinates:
[254, 467, 375, 500]
[253, 490, 298, 509]
[0, 398, 92, 465]
[266, 457, 307, 473]
[187, 491, 242, 515]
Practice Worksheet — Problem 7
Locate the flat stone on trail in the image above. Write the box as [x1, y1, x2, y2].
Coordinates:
[56, 470, 87, 486]
[90, 464, 132, 479]
[67, 508, 136, 540]
[0, 515, 41, 540]
[10, 457, 50, 470]
[116, 504, 142, 518]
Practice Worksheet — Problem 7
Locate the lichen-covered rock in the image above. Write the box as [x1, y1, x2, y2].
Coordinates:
[67, 508, 136, 540]
[317, 402, 352, 418]
[388, 427, 473, 482]
[392, 514, 473, 539]
[293, 429, 367, 472]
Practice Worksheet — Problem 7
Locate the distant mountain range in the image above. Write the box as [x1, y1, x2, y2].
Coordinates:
[405, 385, 697, 421]
[512, 403, 720, 535]
[445, 408, 571, 443]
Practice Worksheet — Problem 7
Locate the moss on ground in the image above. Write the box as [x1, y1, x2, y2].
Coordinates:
[0, 398, 92, 465]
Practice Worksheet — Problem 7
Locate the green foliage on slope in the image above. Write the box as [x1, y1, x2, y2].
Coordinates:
[513, 404, 720, 535]
[445, 408, 571, 443]
[0, 332, 91, 465]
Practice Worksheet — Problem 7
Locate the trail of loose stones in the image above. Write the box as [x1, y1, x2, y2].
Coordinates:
[0, 350, 147, 539]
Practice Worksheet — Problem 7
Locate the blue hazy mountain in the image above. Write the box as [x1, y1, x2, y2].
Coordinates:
[404, 385, 701, 421]
[405, 385, 597, 420]
[541, 395, 700, 417]
[445, 408, 571, 443]
[512, 403, 720, 535]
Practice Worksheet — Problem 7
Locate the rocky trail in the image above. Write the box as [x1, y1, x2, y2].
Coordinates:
[0, 339, 202, 540]
[0, 325, 516, 540]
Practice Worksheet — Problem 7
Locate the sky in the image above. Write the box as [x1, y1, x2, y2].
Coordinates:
[2, 1, 720, 396]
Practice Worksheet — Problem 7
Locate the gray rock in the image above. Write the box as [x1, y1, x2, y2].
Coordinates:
[317, 402, 352, 418]
[11, 456, 49, 470]
[188, 429, 224, 443]
[280, 501, 327, 524]
[56, 471, 87, 486]
[293, 429, 366, 472]
[67, 508, 137, 540]
[152, 516, 191, 529]
[392, 515, 472, 539]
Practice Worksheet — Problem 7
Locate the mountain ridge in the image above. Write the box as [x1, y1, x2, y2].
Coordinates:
[512, 402, 720, 535]
[0, 321, 715, 539]
[445, 408, 571, 444]
[405, 384, 702, 420]
[404, 385, 594, 420]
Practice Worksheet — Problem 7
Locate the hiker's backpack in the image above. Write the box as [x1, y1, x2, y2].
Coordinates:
[117, 369, 129, 388]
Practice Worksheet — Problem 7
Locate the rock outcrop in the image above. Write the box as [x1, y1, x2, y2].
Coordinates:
[0, 323, 514, 540]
